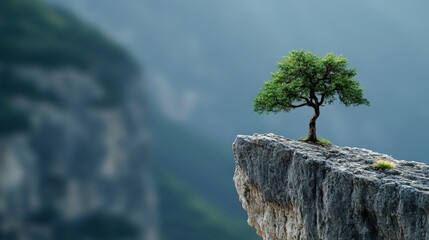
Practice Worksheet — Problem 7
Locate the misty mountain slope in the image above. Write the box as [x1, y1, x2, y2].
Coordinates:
[155, 170, 258, 240]
[149, 109, 239, 214]
[0, 0, 139, 136]
[0, 0, 152, 239]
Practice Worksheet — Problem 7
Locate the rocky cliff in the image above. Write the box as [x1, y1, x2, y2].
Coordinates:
[233, 134, 429, 240]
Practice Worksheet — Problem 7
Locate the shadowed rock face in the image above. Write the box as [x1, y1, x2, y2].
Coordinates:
[233, 134, 429, 240]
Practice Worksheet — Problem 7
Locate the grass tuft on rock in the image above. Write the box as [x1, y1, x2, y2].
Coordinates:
[373, 159, 394, 171]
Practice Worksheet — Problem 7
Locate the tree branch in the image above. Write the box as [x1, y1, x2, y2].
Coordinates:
[290, 102, 308, 108]
[312, 93, 319, 102]
[298, 96, 311, 105]
[310, 91, 319, 106]
[319, 94, 325, 106]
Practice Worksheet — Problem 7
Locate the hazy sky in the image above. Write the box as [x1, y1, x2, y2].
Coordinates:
[48, 0, 429, 162]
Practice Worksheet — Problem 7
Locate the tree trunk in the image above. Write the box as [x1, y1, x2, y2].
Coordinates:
[307, 106, 320, 142]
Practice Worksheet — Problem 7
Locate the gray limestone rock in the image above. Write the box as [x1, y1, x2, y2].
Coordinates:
[233, 133, 429, 240]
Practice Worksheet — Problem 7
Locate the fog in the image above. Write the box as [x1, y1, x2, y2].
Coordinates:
[50, 0, 429, 161]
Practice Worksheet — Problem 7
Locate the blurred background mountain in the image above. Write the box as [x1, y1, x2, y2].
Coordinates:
[1, 0, 429, 239]
[0, 0, 155, 239]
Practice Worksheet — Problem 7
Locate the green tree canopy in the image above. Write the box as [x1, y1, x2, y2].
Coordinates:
[254, 50, 369, 142]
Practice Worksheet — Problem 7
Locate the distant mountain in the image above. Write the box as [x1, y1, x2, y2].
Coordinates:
[0, 0, 151, 239]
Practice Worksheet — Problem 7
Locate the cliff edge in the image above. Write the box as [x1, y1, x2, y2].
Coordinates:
[233, 134, 429, 240]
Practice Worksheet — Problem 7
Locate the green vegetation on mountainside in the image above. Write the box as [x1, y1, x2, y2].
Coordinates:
[0, 0, 137, 71]
[155, 171, 257, 240]
[0, 0, 138, 134]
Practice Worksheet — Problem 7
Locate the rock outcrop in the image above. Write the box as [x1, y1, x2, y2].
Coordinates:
[233, 134, 429, 240]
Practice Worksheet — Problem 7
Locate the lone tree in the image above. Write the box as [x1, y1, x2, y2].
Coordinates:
[254, 50, 370, 143]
